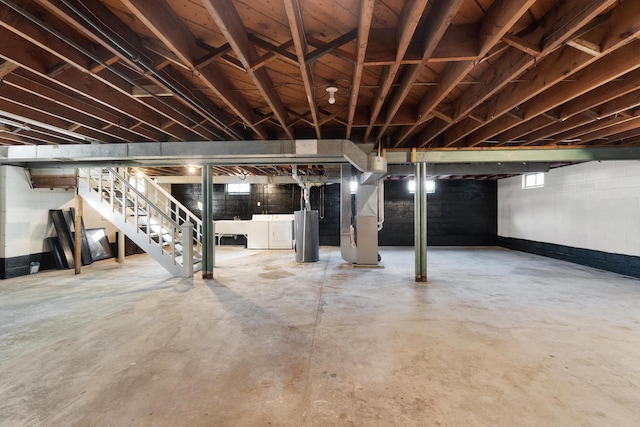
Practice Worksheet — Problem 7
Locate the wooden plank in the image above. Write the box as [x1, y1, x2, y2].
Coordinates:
[119, 0, 265, 139]
[0, 90, 134, 143]
[4, 72, 162, 141]
[392, 0, 536, 147]
[0, 22, 199, 141]
[364, 0, 430, 141]
[304, 29, 357, 65]
[37, 0, 236, 139]
[466, 38, 640, 147]
[378, 0, 464, 140]
[556, 69, 640, 120]
[502, 33, 540, 56]
[0, 60, 18, 77]
[202, 0, 294, 138]
[31, 175, 77, 189]
[346, 0, 374, 140]
[414, 0, 617, 148]
[284, 0, 321, 137]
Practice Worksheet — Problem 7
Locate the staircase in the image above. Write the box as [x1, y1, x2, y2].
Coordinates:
[77, 167, 202, 277]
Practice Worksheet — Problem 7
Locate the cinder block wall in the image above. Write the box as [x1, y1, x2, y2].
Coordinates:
[0, 166, 74, 278]
[173, 180, 498, 247]
[498, 161, 640, 277]
[379, 180, 497, 246]
[0, 166, 117, 279]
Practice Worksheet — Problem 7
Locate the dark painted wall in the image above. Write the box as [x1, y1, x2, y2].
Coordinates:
[0, 252, 57, 279]
[172, 183, 341, 246]
[173, 183, 302, 220]
[172, 179, 497, 247]
[379, 180, 497, 246]
[498, 237, 640, 279]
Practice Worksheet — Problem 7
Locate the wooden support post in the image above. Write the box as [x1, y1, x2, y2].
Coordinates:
[117, 231, 125, 263]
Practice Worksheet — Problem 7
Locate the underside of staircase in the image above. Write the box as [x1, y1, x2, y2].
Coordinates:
[77, 167, 202, 277]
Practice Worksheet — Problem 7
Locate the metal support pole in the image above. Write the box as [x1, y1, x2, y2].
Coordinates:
[202, 164, 214, 279]
[414, 162, 427, 282]
[74, 185, 82, 275]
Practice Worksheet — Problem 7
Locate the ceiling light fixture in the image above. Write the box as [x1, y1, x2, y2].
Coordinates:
[326, 85, 338, 105]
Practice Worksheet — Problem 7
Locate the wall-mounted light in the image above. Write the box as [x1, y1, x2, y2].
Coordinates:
[326, 85, 338, 105]
[350, 179, 357, 194]
[408, 179, 436, 194]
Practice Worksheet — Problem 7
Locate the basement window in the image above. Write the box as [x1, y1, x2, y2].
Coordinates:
[522, 172, 545, 189]
[227, 183, 250, 194]
[408, 179, 436, 194]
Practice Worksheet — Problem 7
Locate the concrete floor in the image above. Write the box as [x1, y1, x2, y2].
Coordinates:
[1, 247, 639, 426]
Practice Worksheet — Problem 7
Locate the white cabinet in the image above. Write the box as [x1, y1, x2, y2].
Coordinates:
[246, 221, 269, 249]
[268, 220, 293, 249]
[215, 217, 293, 249]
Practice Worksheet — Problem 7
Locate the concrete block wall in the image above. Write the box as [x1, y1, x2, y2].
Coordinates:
[0, 166, 118, 278]
[379, 180, 497, 246]
[0, 166, 75, 259]
[498, 161, 640, 256]
[173, 179, 498, 247]
[498, 161, 640, 277]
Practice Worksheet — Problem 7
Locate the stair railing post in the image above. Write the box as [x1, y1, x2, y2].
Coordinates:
[182, 222, 194, 278]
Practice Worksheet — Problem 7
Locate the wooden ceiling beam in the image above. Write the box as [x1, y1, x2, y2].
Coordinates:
[304, 29, 357, 65]
[501, 33, 540, 56]
[557, 69, 640, 120]
[35, 0, 236, 139]
[346, 0, 374, 140]
[393, 0, 536, 147]
[0, 131, 62, 146]
[119, 0, 265, 139]
[449, 0, 637, 148]
[0, 83, 137, 142]
[202, 0, 294, 139]
[194, 42, 232, 69]
[377, 0, 464, 142]
[466, 38, 640, 147]
[247, 38, 296, 70]
[563, 115, 640, 146]
[2, 1, 226, 141]
[416, 0, 618, 148]
[493, 115, 556, 146]
[4, 71, 163, 141]
[0, 98, 110, 143]
[0, 60, 18, 78]
[306, 37, 356, 64]
[521, 43, 640, 121]
[547, 115, 628, 145]
[520, 114, 592, 146]
[0, 28, 195, 141]
[359, 25, 479, 67]
[363, 0, 430, 142]
[284, 0, 321, 138]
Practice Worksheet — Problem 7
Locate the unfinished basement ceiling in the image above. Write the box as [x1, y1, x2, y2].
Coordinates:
[0, 0, 639, 178]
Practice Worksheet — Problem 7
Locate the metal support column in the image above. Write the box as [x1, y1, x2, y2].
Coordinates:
[414, 162, 427, 282]
[74, 187, 82, 275]
[202, 164, 214, 279]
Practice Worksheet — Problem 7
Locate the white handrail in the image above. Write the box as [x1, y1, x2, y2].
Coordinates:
[78, 167, 193, 273]
[119, 168, 203, 254]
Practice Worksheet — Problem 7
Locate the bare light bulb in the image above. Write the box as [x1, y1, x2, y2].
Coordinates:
[326, 86, 338, 105]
